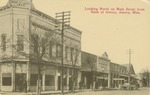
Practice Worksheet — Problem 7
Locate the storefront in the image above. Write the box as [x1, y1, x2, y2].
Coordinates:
[81, 71, 93, 89]
[96, 73, 108, 89]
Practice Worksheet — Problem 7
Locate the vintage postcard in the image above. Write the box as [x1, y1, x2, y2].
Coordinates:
[0, 0, 149, 95]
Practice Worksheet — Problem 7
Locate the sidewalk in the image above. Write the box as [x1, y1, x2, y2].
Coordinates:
[0, 89, 92, 95]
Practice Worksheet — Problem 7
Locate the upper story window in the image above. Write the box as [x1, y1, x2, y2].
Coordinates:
[17, 19, 25, 31]
[31, 33, 39, 54]
[65, 46, 69, 60]
[70, 48, 73, 61]
[1, 34, 6, 51]
[17, 35, 24, 51]
[49, 41, 53, 58]
[41, 38, 46, 54]
[56, 43, 61, 58]
[49, 41, 57, 58]
[75, 48, 79, 57]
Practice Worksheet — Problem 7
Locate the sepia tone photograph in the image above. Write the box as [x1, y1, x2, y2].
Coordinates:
[0, 0, 150, 95]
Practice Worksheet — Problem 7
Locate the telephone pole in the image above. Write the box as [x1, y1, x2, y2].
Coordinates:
[55, 11, 71, 95]
[128, 49, 131, 84]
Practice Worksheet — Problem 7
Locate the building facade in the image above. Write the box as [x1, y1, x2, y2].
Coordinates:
[110, 62, 128, 88]
[96, 52, 110, 89]
[81, 51, 97, 89]
[110, 63, 137, 89]
[138, 71, 150, 87]
[0, 0, 81, 92]
[81, 51, 137, 89]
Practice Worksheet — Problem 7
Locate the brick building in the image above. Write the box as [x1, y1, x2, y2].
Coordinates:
[0, 0, 81, 92]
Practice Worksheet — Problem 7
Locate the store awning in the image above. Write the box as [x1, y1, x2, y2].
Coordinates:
[119, 74, 129, 77]
[113, 78, 125, 81]
[97, 76, 108, 80]
[130, 75, 140, 80]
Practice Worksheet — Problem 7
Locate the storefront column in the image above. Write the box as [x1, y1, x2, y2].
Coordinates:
[0, 64, 1, 91]
[27, 61, 30, 92]
[108, 73, 111, 88]
[117, 75, 119, 88]
[12, 62, 16, 91]
[55, 68, 58, 91]
[66, 69, 69, 90]
[84, 76, 86, 88]
[42, 65, 45, 91]
[77, 70, 81, 89]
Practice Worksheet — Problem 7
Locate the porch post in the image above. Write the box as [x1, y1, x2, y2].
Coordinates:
[27, 61, 30, 92]
[108, 73, 111, 88]
[77, 70, 81, 89]
[55, 68, 58, 91]
[66, 68, 69, 90]
[42, 65, 45, 91]
[12, 62, 16, 91]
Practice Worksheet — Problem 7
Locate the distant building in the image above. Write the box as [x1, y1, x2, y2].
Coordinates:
[122, 64, 137, 84]
[138, 71, 150, 87]
[96, 52, 111, 89]
[0, 0, 81, 91]
[81, 51, 138, 89]
[110, 63, 128, 88]
[81, 51, 97, 89]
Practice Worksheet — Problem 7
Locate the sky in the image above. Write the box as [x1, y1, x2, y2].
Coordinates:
[0, 0, 150, 73]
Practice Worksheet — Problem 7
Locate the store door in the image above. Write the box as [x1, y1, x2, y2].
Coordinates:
[58, 76, 61, 90]
[15, 73, 26, 92]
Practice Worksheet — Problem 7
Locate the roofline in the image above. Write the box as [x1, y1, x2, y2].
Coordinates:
[81, 51, 97, 57]
[31, 8, 82, 34]
[3, 0, 82, 34]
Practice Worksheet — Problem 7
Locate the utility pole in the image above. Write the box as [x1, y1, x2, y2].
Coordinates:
[11, 2, 16, 91]
[55, 11, 71, 95]
[128, 49, 131, 84]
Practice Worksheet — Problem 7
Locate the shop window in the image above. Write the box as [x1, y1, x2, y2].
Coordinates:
[45, 75, 55, 86]
[30, 74, 42, 86]
[2, 73, 11, 86]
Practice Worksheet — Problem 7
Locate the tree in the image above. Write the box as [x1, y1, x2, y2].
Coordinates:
[70, 45, 80, 92]
[8, 17, 57, 94]
[29, 22, 58, 95]
[86, 53, 97, 90]
[142, 69, 150, 87]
